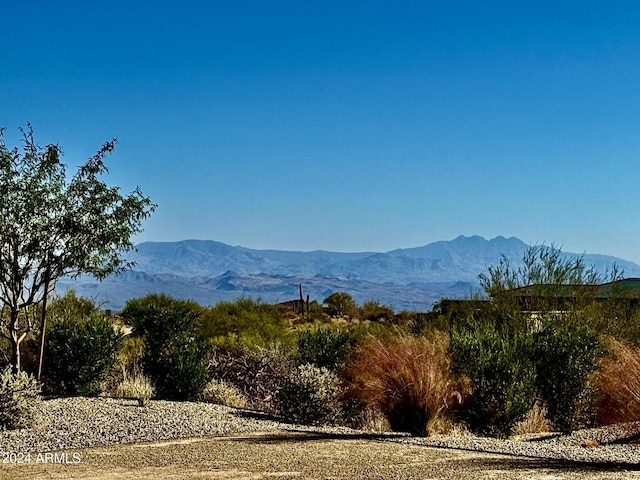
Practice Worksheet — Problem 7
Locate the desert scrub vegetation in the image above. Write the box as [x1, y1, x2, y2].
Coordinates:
[450, 314, 537, 438]
[200, 297, 292, 349]
[200, 378, 248, 408]
[345, 334, 454, 436]
[533, 321, 601, 432]
[297, 327, 357, 371]
[207, 345, 293, 413]
[0, 367, 42, 430]
[113, 373, 154, 406]
[274, 363, 342, 425]
[122, 294, 209, 401]
[595, 337, 640, 424]
[43, 293, 124, 396]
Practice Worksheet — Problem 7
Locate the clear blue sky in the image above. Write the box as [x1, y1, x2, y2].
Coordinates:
[3, 1, 640, 261]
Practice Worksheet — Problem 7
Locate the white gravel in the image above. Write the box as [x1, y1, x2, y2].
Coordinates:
[396, 422, 640, 466]
[1, 397, 639, 467]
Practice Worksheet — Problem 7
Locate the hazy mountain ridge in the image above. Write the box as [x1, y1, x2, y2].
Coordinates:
[56, 236, 640, 311]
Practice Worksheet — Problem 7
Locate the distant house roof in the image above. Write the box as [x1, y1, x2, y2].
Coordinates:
[509, 278, 640, 299]
[594, 278, 640, 298]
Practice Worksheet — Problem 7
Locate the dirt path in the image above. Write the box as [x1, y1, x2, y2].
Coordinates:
[2, 431, 639, 480]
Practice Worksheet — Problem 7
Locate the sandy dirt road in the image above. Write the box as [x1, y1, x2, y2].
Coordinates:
[2, 431, 639, 480]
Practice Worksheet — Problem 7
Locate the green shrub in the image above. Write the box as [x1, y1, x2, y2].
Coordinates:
[0, 367, 42, 430]
[323, 292, 358, 319]
[359, 301, 394, 322]
[201, 297, 291, 349]
[533, 322, 601, 432]
[345, 334, 453, 436]
[297, 327, 357, 371]
[122, 294, 209, 401]
[200, 378, 248, 408]
[450, 316, 536, 438]
[207, 345, 293, 413]
[47, 290, 100, 319]
[275, 363, 342, 425]
[44, 313, 123, 395]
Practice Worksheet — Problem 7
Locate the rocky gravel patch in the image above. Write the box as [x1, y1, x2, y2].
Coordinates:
[0, 397, 292, 453]
[397, 422, 640, 466]
[1, 397, 639, 468]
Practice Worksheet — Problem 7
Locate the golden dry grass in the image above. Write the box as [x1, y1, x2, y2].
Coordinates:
[595, 337, 640, 424]
[345, 333, 454, 436]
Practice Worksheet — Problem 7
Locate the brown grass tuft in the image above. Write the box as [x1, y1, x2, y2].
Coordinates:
[344, 333, 454, 436]
[513, 402, 550, 436]
[594, 337, 640, 424]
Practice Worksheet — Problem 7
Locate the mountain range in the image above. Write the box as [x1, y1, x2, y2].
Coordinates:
[56, 235, 640, 312]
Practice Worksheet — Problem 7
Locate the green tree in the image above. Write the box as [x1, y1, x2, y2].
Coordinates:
[323, 292, 357, 319]
[0, 125, 155, 373]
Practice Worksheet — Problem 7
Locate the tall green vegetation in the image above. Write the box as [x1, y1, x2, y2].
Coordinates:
[200, 297, 291, 348]
[461, 244, 625, 435]
[123, 294, 208, 401]
[297, 327, 357, 371]
[533, 322, 601, 432]
[450, 314, 537, 438]
[43, 292, 123, 395]
[0, 125, 155, 374]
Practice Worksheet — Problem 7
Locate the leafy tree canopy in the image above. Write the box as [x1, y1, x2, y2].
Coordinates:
[0, 125, 156, 372]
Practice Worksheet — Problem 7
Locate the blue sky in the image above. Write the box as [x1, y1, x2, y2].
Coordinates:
[3, 1, 640, 261]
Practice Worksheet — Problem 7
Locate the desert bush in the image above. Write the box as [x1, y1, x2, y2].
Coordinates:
[122, 294, 208, 401]
[274, 363, 342, 425]
[594, 337, 640, 424]
[0, 367, 42, 430]
[297, 327, 357, 371]
[345, 334, 453, 436]
[359, 301, 394, 322]
[450, 316, 536, 438]
[47, 290, 101, 319]
[207, 345, 293, 413]
[114, 373, 154, 406]
[200, 378, 248, 408]
[323, 292, 358, 319]
[201, 298, 292, 349]
[44, 313, 123, 396]
[533, 322, 601, 432]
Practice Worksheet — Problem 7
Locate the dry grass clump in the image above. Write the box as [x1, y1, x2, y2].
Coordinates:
[513, 402, 550, 436]
[355, 405, 392, 432]
[345, 333, 454, 436]
[594, 337, 640, 424]
[200, 379, 249, 409]
[113, 373, 154, 406]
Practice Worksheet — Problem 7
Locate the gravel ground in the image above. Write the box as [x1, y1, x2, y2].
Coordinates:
[1, 397, 639, 469]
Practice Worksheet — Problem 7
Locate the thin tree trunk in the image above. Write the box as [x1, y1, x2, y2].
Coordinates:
[10, 333, 20, 374]
[37, 275, 50, 381]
